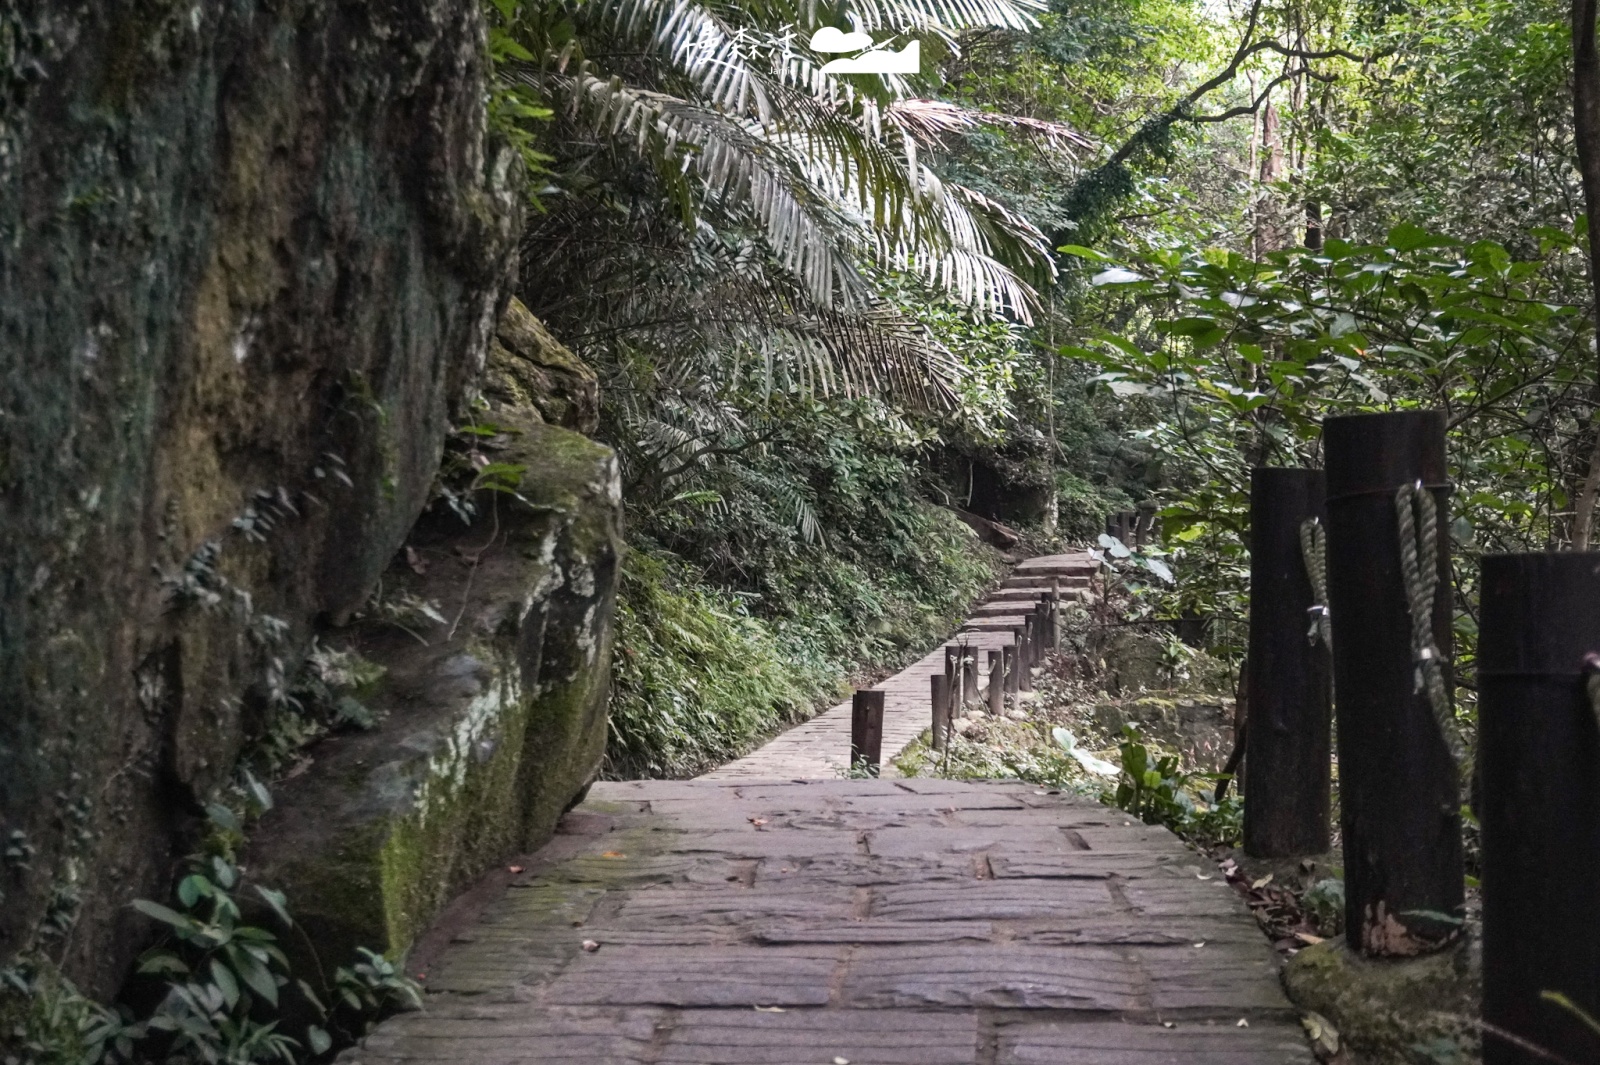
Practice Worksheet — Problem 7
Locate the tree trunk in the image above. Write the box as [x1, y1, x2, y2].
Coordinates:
[1570, 432, 1600, 549]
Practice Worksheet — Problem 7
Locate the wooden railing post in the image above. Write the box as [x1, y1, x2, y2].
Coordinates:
[1015, 628, 1033, 693]
[930, 674, 952, 750]
[1479, 552, 1600, 1064]
[961, 641, 979, 707]
[944, 645, 961, 709]
[850, 690, 885, 776]
[1324, 410, 1462, 955]
[987, 650, 1003, 715]
[1003, 643, 1019, 696]
[1243, 467, 1332, 859]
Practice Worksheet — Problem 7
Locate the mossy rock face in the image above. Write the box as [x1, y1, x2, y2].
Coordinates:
[0, 0, 519, 992]
[1283, 936, 1480, 1064]
[486, 298, 601, 435]
[246, 417, 623, 974]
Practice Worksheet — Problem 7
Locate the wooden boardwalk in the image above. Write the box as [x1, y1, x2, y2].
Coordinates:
[347, 554, 1314, 1063]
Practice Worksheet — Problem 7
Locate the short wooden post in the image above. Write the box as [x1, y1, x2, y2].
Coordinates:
[1324, 410, 1462, 954]
[930, 674, 952, 750]
[1243, 467, 1332, 859]
[944, 645, 961, 709]
[961, 643, 979, 707]
[1003, 643, 1019, 696]
[987, 650, 1003, 715]
[1479, 552, 1600, 1064]
[850, 690, 885, 776]
[1016, 626, 1033, 693]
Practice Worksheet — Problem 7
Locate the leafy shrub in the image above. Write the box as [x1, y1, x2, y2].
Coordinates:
[608, 550, 819, 778]
[2, 797, 419, 1065]
[1107, 725, 1241, 846]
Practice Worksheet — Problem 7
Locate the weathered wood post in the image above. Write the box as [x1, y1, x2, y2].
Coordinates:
[1479, 553, 1600, 1064]
[1015, 626, 1033, 693]
[944, 645, 962, 709]
[1003, 642, 1019, 696]
[850, 690, 885, 776]
[961, 641, 980, 707]
[987, 650, 1004, 715]
[1324, 410, 1463, 953]
[1243, 467, 1333, 858]
[931, 674, 951, 750]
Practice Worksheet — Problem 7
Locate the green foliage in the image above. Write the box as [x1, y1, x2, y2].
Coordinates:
[255, 643, 388, 773]
[609, 549, 816, 777]
[610, 481, 1000, 777]
[1107, 725, 1240, 845]
[2, 795, 419, 1065]
[1302, 877, 1346, 937]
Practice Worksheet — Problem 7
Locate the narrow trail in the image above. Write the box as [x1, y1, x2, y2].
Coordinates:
[699, 553, 1100, 782]
[347, 553, 1313, 1063]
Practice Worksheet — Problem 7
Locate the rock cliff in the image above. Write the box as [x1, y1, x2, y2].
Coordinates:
[0, 0, 614, 997]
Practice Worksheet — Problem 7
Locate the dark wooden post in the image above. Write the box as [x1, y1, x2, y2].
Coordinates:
[850, 690, 885, 776]
[987, 650, 1003, 714]
[961, 642, 979, 707]
[1003, 643, 1019, 696]
[1479, 553, 1600, 1064]
[1015, 627, 1033, 692]
[944, 645, 961, 709]
[931, 674, 952, 750]
[1324, 410, 1462, 954]
[1243, 467, 1332, 858]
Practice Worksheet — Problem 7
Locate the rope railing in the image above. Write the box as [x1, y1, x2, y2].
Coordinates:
[1395, 480, 1467, 772]
[1298, 516, 1332, 652]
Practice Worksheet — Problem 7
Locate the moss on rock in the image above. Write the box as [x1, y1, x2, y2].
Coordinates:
[1283, 936, 1480, 1064]
[246, 418, 623, 975]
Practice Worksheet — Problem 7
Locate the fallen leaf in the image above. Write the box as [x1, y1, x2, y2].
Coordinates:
[1236, 1018, 1250, 1027]
[600, 851, 626, 859]
[1196, 873, 1213, 881]
[834, 1058, 850, 1065]
[581, 940, 600, 952]
[1192, 942, 1206, 949]
[1295, 931, 1326, 945]
[1251, 873, 1274, 890]
[754, 1006, 786, 1013]
[508, 865, 524, 874]
[1160, 1020, 1175, 1029]
[405, 546, 429, 575]
[748, 818, 770, 828]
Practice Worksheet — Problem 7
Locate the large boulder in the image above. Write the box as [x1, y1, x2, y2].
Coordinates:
[246, 414, 623, 967]
[0, 0, 518, 991]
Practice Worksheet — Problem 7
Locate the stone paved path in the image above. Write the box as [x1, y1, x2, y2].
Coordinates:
[347, 553, 1315, 1064]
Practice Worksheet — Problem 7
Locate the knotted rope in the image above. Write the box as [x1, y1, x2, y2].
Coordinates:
[1299, 517, 1332, 652]
[1396, 481, 1466, 770]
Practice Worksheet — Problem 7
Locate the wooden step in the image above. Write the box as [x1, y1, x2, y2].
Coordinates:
[960, 616, 1031, 632]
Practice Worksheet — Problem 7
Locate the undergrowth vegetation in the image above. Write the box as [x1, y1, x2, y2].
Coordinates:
[610, 496, 1003, 777]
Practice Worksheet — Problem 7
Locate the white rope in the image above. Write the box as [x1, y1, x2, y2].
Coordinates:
[1396, 481, 1466, 770]
[1299, 517, 1332, 652]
